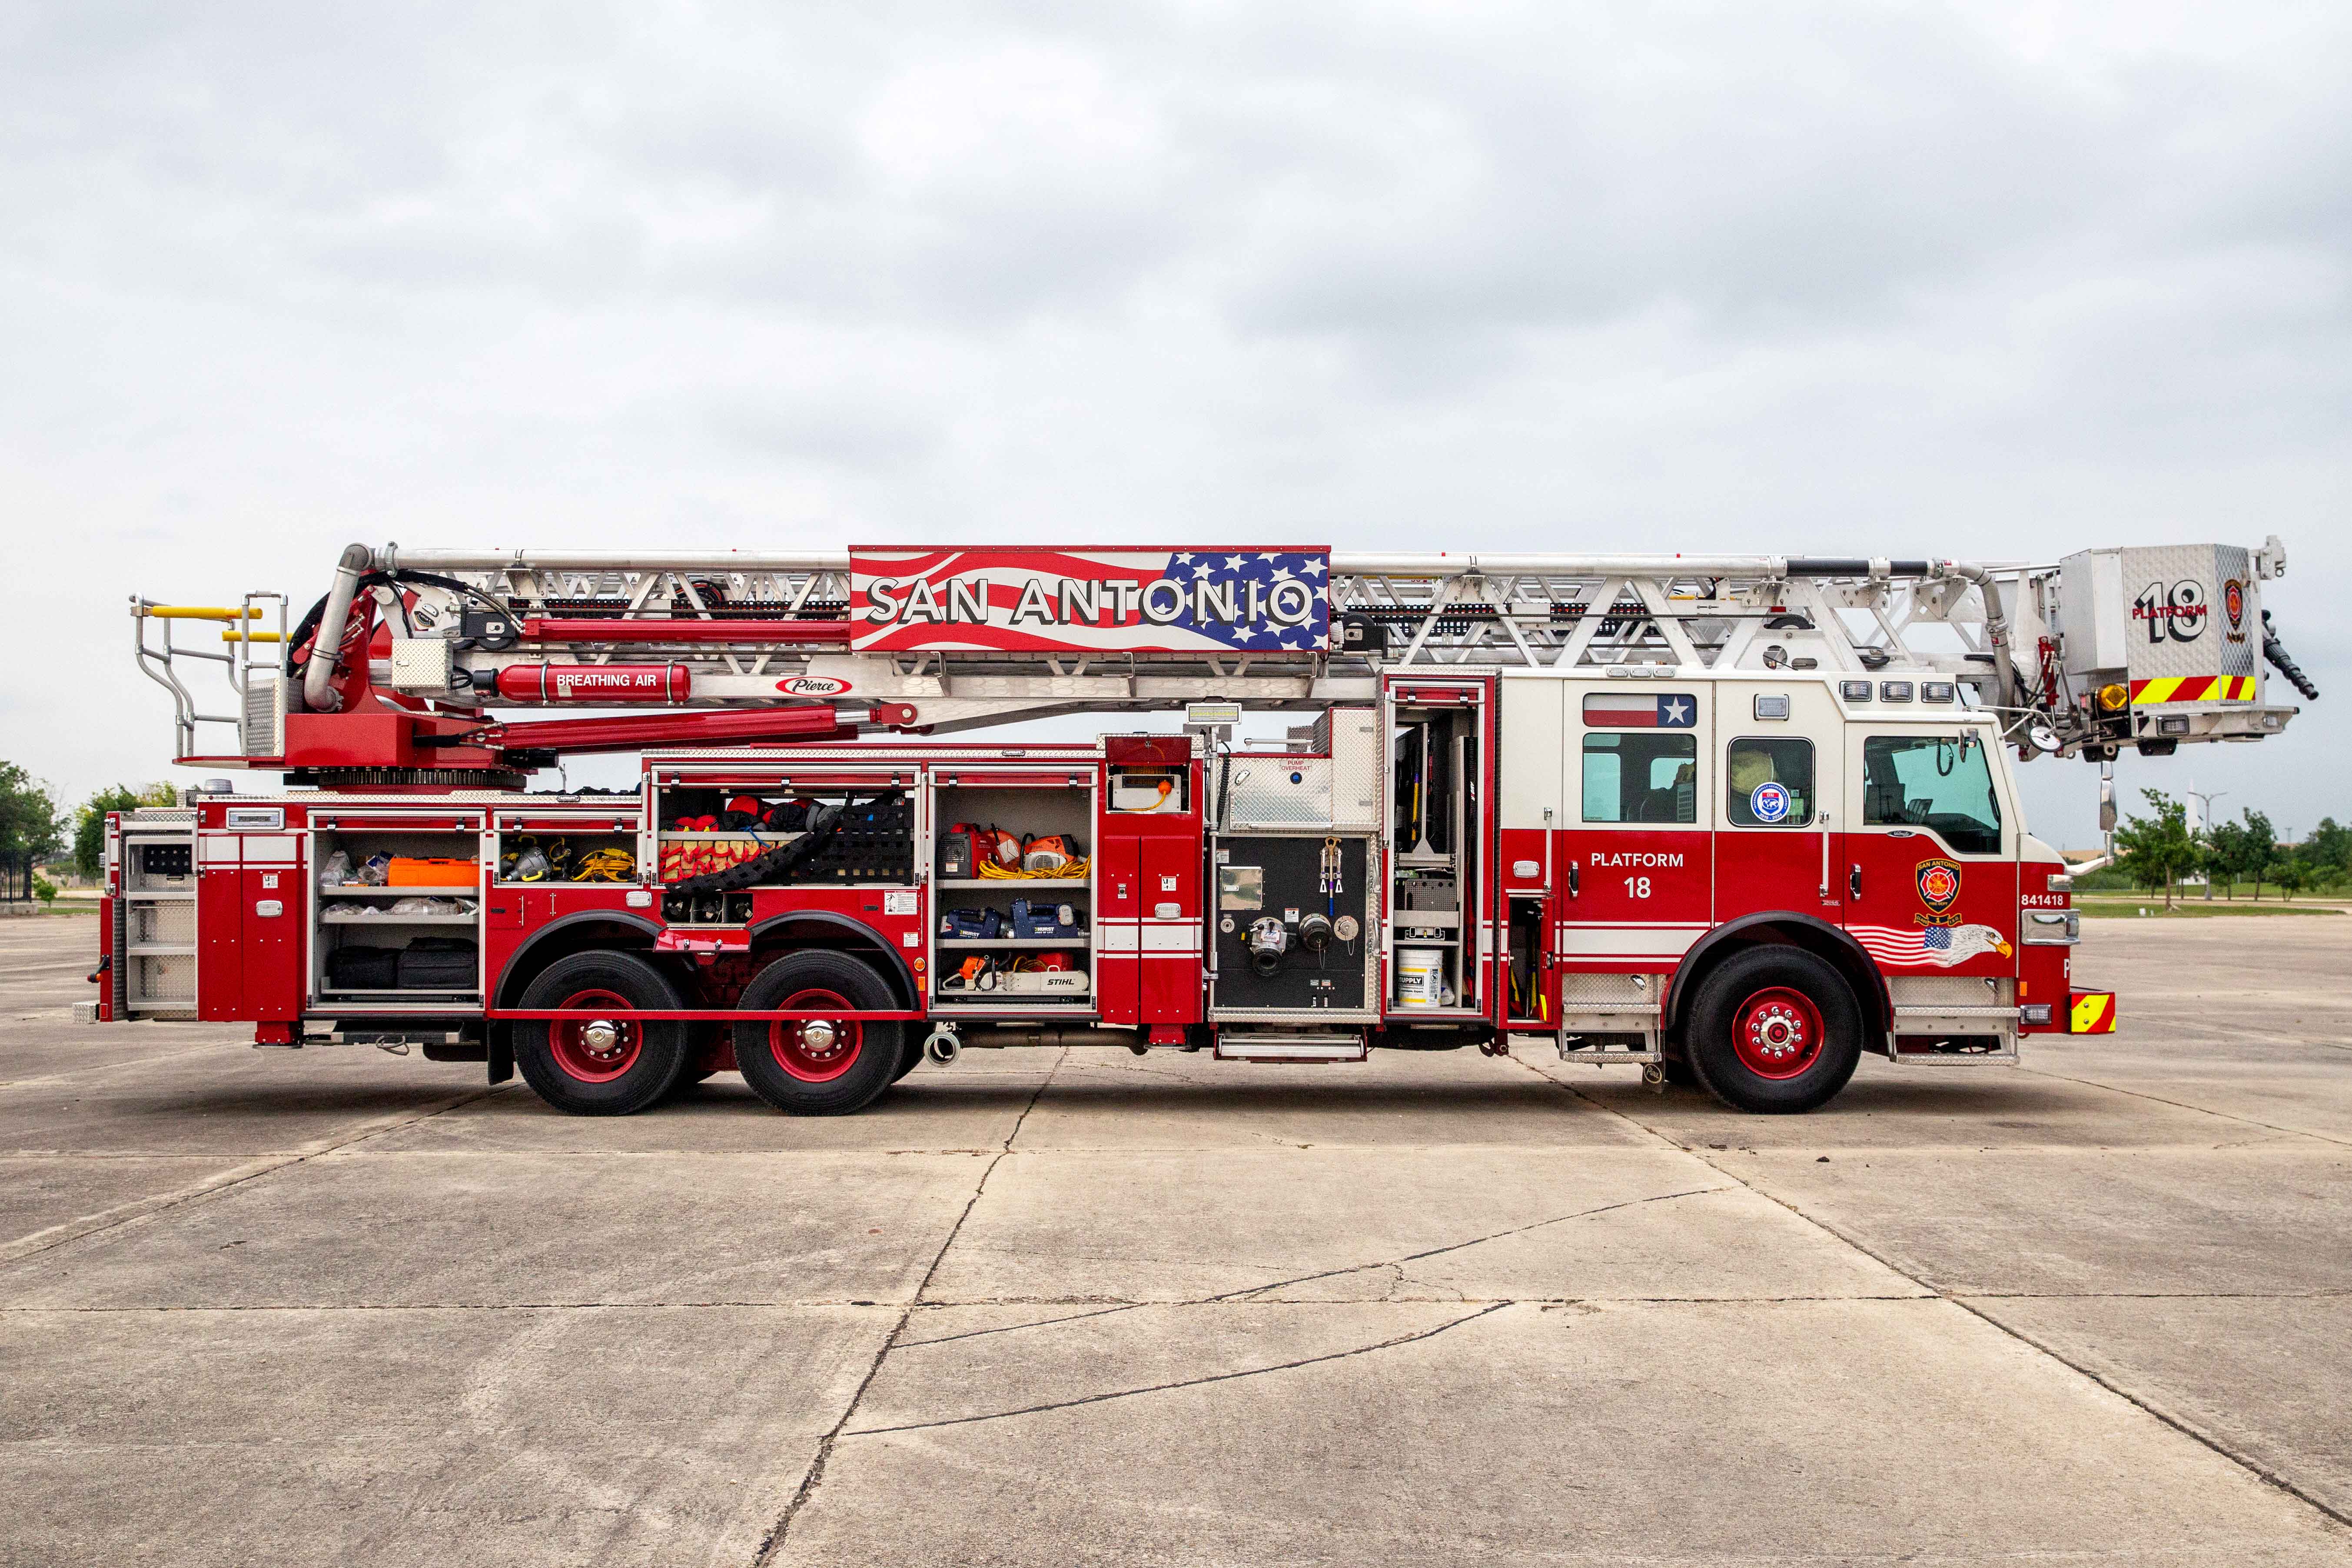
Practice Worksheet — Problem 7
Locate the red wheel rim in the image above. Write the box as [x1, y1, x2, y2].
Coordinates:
[1731, 986, 1824, 1080]
[548, 988, 643, 1083]
[767, 987, 863, 1083]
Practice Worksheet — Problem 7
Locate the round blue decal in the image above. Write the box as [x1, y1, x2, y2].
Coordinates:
[1750, 781, 1791, 824]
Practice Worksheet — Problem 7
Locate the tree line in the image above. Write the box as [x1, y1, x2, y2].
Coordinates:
[0, 763, 177, 902]
[2109, 789, 2349, 909]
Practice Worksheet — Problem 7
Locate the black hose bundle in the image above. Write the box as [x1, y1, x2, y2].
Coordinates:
[2262, 611, 2320, 701]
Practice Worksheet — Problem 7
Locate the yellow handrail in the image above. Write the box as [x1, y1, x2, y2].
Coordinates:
[221, 629, 286, 643]
[145, 605, 261, 622]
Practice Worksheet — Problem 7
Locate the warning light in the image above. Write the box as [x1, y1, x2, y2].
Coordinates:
[2097, 683, 2129, 711]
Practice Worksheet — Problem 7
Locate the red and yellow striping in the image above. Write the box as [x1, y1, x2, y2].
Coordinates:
[2129, 675, 2256, 704]
[2068, 990, 2117, 1034]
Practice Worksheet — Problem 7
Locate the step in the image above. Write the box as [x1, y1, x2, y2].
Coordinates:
[1213, 1031, 1369, 1063]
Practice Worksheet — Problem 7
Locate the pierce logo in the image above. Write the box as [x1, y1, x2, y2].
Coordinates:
[776, 676, 851, 697]
[1915, 857, 1962, 925]
[2223, 578, 2247, 642]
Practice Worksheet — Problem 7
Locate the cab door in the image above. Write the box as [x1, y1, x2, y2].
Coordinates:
[1712, 683, 1846, 927]
[1558, 684, 1714, 972]
[1842, 722, 2016, 977]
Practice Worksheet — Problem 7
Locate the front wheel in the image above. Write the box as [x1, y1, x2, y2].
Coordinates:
[733, 950, 905, 1116]
[514, 950, 691, 1116]
[1684, 946, 1863, 1114]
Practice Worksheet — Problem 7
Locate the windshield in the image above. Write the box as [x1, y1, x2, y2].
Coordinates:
[1861, 734, 2003, 854]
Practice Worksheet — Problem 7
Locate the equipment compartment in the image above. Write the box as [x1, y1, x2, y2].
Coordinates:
[655, 784, 911, 887]
[310, 823, 484, 1003]
[930, 776, 1096, 1009]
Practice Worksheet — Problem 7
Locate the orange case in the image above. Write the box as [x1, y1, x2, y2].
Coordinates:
[387, 856, 477, 887]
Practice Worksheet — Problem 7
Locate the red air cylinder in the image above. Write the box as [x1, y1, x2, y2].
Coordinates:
[495, 664, 692, 703]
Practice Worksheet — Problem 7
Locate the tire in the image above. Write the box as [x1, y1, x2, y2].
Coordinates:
[514, 950, 691, 1116]
[733, 950, 905, 1116]
[1684, 946, 1863, 1114]
[891, 1035, 925, 1083]
[663, 1066, 720, 1101]
[662, 1024, 724, 1100]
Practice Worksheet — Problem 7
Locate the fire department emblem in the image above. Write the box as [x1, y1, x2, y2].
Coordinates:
[2223, 578, 2247, 643]
[1915, 857, 1963, 923]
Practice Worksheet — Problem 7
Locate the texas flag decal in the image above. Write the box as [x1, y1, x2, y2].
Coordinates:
[1581, 692, 1699, 729]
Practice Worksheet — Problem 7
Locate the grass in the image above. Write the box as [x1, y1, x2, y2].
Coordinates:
[2077, 897, 2345, 919]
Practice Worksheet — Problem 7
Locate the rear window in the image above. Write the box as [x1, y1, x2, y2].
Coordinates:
[1726, 738, 1813, 827]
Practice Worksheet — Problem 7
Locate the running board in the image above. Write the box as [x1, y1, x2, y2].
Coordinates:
[1213, 1031, 1371, 1063]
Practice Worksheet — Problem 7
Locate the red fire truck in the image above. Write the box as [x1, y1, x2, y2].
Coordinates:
[96, 540, 2315, 1114]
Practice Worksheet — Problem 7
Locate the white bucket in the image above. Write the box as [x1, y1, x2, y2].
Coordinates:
[1394, 949, 1444, 1008]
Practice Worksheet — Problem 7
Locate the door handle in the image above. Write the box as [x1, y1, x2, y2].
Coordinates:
[1567, 863, 1579, 898]
[1849, 866, 1862, 900]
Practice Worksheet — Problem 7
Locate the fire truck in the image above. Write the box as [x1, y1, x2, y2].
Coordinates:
[95, 538, 2317, 1115]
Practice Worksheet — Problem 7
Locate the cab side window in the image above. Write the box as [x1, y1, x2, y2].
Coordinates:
[1581, 733, 1697, 824]
[1726, 738, 1813, 827]
[1862, 735, 2003, 854]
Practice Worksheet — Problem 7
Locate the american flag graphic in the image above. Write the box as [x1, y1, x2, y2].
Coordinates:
[1848, 924, 2012, 968]
[849, 548, 1330, 654]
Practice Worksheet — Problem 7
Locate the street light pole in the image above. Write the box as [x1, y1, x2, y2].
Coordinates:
[2187, 790, 2229, 900]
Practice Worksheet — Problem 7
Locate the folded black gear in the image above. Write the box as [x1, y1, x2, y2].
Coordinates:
[326, 946, 399, 989]
[397, 936, 478, 989]
[664, 801, 849, 897]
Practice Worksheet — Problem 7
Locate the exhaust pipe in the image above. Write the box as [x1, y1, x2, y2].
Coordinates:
[301, 544, 374, 713]
[922, 1027, 960, 1066]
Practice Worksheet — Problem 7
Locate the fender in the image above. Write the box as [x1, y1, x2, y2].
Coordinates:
[1665, 911, 1891, 1038]
[493, 909, 664, 1007]
[747, 910, 919, 1008]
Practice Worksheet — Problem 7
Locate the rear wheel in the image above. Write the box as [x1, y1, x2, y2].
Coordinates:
[733, 950, 904, 1116]
[1684, 946, 1862, 1114]
[891, 1035, 925, 1083]
[514, 950, 690, 1116]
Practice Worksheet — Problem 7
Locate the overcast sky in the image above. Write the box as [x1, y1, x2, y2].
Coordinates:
[3, 0, 2344, 843]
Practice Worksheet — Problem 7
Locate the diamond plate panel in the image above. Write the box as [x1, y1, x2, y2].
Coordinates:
[1558, 973, 1656, 1005]
[386, 638, 455, 692]
[1226, 757, 1334, 829]
[2116, 544, 2259, 685]
[1888, 976, 2014, 1007]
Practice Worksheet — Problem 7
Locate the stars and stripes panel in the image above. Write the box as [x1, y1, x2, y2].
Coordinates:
[848, 548, 1330, 654]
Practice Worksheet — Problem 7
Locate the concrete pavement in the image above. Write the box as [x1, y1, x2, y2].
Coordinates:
[2, 911, 2347, 1565]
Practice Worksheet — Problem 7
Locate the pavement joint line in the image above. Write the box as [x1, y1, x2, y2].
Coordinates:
[2016, 1067, 2352, 1149]
[840, 1300, 1516, 1438]
[1508, 1055, 2352, 1535]
[3, 1287, 2332, 1316]
[0, 1085, 510, 1266]
[891, 1184, 1737, 1350]
[750, 1044, 1066, 1567]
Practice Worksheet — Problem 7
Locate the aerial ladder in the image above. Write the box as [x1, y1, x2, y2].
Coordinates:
[136, 536, 2313, 787]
